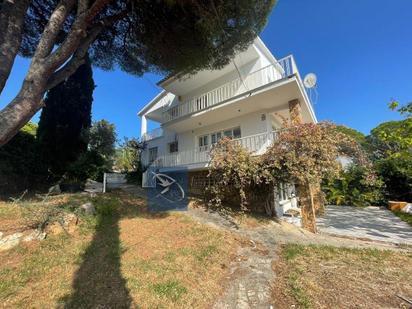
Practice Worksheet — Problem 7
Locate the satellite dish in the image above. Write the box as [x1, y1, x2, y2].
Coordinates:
[303, 73, 317, 89]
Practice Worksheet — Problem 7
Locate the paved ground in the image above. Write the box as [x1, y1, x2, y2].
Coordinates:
[318, 205, 412, 245]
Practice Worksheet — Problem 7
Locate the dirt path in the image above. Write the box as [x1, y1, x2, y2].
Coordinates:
[187, 206, 409, 309]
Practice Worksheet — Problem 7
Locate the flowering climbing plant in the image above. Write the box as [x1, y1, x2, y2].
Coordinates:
[207, 121, 375, 232]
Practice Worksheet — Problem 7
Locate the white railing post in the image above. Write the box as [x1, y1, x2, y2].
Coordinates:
[103, 173, 107, 193]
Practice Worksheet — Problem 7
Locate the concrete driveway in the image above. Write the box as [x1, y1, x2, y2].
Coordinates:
[317, 206, 412, 245]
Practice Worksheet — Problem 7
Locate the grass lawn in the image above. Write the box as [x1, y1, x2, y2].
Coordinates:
[0, 191, 237, 308]
[272, 244, 412, 309]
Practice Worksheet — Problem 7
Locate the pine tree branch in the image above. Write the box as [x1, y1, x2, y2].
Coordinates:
[0, 0, 31, 94]
[46, 11, 128, 90]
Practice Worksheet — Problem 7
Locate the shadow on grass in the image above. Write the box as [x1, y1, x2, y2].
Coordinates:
[60, 192, 169, 308]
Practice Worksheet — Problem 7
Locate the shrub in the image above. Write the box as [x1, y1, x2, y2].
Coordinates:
[207, 122, 370, 232]
[207, 137, 257, 212]
[376, 157, 412, 201]
[322, 165, 385, 206]
[66, 151, 110, 183]
[0, 123, 48, 197]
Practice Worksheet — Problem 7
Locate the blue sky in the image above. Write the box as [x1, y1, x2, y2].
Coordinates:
[1, 0, 411, 140]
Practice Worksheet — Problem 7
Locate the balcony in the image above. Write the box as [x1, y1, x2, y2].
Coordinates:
[162, 55, 299, 123]
[143, 130, 279, 169]
[142, 127, 163, 141]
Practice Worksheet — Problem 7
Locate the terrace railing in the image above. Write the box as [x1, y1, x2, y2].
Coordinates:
[142, 130, 279, 169]
[162, 55, 298, 122]
[142, 127, 163, 141]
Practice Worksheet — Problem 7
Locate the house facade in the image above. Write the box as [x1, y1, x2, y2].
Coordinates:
[138, 37, 317, 215]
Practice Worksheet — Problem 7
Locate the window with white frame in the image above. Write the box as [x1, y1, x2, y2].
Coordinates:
[199, 126, 241, 151]
[198, 135, 209, 151]
[149, 147, 158, 163]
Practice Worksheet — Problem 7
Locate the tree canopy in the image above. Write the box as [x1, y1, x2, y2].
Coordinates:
[37, 56, 95, 177]
[0, 0, 275, 146]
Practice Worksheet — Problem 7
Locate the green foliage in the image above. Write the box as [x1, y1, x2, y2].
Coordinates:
[335, 125, 370, 152]
[88, 120, 117, 159]
[208, 137, 257, 211]
[0, 122, 47, 196]
[367, 118, 412, 201]
[368, 119, 412, 160]
[207, 122, 367, 214]
[322, 165, 385, 207]
[262, 122, 367, 186]
[114, 138, 144, 184]
[20, 122, 38, 135]
[21, 0, 275, 77]
[151, 280, 187, 302]
[37, 58, 95, 177]
[392, 210, 412, 227]
[375, 157, 412, 201]
[65, 120, 117, 183]
[389, 100, 412, 118]
[114, 138, 142, 172]
[66, 151, 109, 183]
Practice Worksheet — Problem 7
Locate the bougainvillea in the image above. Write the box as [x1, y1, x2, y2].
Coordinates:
[207, 121, 375, 232]
[207, 137, 257, 212]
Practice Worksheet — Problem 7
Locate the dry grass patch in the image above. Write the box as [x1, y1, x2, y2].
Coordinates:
[272, 244, 412, 309]
[0, 191, 238, 308]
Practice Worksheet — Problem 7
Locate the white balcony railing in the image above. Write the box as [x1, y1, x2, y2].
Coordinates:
[162, 55, 297, 122]
[143, 131, 279, 168]
[142, 127, 163, 141]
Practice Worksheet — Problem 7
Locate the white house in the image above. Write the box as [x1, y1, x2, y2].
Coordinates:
[137, 37, 317, 215]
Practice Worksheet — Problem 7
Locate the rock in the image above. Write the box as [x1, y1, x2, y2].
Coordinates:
[0, 232, 3, 239]
[46, 223, 65, 235]
[48, 184, 61, 195]
[84, 179, 103, 193]
[81, 202, 96, 215]
[23, 230, 47, 242]
[63, 213, 79, 233]
[0, 233, 23, 251]
[45, 213, 79, 235]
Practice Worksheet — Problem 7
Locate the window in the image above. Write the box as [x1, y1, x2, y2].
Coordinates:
[223, 130, 232, 138]
[211, 132, 222, 144]
[233, 127, 241, 139]
[220, 126, 241, 140]
[149, 147, 158, 163]
[169, 141, 178, 153]
[199, 127, 241, 150]
[198, 135, 209, 151]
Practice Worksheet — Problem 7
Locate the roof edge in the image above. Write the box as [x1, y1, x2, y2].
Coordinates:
[137, 90, 167, 116]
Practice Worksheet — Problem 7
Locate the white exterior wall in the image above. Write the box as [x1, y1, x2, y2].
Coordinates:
[178, 110, 270, 152]
[142, 109, 281, 165]
[139, 38, 315, 169]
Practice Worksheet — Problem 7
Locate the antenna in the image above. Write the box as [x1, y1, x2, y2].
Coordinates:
[303, 73, 317, 89]
[303, 73, 318, 106]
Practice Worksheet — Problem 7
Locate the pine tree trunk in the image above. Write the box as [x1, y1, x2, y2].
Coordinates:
[0, 72, 47, 146]
[0, 0, 30, 93]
